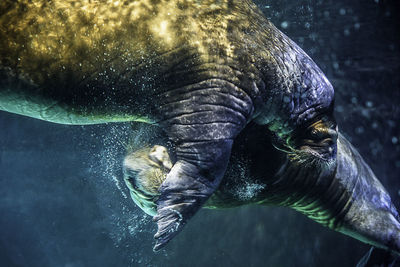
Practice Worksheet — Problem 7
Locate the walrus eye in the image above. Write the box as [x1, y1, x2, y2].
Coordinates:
[123, 169, 140, 189]
[123, 168, 139, 179]
[289, 116, 338, 160]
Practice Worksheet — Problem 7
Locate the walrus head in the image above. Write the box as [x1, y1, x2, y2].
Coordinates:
[123, 145, 173, 216]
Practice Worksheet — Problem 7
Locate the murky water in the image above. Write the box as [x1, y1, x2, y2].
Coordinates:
[0, 1, 399, 266]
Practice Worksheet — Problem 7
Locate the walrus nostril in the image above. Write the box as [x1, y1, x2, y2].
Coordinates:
[148, 145, 173, 171]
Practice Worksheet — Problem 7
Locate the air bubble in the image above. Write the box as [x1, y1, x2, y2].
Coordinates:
[234, 182, 266, 201]
[336, 105, 344, 113]
[355, 127, 364, 134]
[392, 137, 398, 144]
[283, 96, 291, 103]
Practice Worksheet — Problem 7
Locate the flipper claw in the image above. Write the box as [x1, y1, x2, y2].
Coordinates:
[153, 206, 185, 251]
[152, 160, 216, 251]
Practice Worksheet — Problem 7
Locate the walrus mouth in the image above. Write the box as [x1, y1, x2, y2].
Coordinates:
[122, 145, 172, 216]
[124, 169, 160, 216]
[124, 171, 158, 200]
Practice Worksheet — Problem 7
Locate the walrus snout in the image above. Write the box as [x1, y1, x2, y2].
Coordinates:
[342, 206, 400, 256]
[335, 134, 400, 255]
[123, 145, 172, 216]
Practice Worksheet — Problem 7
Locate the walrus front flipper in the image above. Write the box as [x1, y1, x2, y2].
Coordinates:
[152, 78, 254, 250]
[336, 134, 400, 254]
[154, 140, 233, 251]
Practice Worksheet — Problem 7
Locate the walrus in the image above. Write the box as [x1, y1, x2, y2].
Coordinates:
[124, 123, 400, 255]
[0, 0, 399, 252]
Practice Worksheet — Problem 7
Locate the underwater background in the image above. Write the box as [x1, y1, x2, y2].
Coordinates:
[0, 0, 399, 266]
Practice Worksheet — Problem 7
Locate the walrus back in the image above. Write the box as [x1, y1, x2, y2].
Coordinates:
[0, 0, 263, 125]
[0, 0, 171, 124]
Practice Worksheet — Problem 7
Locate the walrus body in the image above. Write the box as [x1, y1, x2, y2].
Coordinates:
[124, 123, 400, 254]
[1, 0, 399, 253]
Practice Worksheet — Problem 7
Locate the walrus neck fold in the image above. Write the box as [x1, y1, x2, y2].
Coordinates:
[262, 146, 348, 230]
[270, 132, 400, 254]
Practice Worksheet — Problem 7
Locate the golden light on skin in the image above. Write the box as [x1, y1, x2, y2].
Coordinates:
[147, 0, 178, 48]
[173, 0, 238, 60]
[160, 21, 168, 35]
[0, 0, 248, 82]
[0, 0, 265, 124]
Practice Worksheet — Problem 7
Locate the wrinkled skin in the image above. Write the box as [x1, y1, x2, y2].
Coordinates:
[0, 0, 399, 252]
[124, 122, 400, 254]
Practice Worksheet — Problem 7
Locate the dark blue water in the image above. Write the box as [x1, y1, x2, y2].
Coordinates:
[0, 1, 399, 266]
